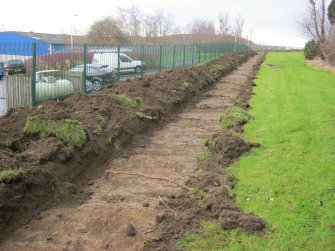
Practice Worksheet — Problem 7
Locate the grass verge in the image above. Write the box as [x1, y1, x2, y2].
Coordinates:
[178, 52, 335, 250]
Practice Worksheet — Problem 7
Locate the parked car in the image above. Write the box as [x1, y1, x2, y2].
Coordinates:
[35, 70, 76, 102]
[69, 64, 117, 91]
[0, 59, 26, 75]
[92, 53, 145, 74]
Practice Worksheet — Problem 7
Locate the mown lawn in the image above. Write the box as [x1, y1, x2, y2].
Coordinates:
[178, 52, 335, 250]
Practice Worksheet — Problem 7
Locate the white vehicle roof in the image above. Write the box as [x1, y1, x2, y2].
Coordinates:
[36, 70, 60, 73]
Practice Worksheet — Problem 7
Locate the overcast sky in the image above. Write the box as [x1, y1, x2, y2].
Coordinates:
[1, 0, 328, 48]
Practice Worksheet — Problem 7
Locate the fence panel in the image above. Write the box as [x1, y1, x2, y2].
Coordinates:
[0, 78, 5, 116]
[5, 75, 32, 110]
[0, 41, 250, 116]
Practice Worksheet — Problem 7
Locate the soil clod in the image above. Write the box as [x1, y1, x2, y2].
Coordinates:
[126, 223, 136, 237]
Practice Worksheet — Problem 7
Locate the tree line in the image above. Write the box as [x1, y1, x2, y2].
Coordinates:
[299, 0, 335, 64]
[86, 6, 248, 45]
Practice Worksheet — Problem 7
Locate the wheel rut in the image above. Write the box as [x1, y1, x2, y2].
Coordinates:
[0, 55, 261, 251]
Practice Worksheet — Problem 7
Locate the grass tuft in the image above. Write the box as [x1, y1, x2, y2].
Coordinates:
[0, 168, 26, 183]
[115, 94, 143, 108]
[203, 137, 215, 147]
[182, 82, 194, 91]
[93, 114, 106, 135]
[219, 106, 251, 130]
[189, 187, 207, 200]
[5, 139, 23, 152]
[197, 152, 212, 162]
[24, 117, 86, 148]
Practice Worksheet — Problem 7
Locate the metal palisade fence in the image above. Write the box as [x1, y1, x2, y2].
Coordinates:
[0, 41, 249, 115]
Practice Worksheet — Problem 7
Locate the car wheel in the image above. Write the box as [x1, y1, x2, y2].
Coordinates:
[135, 66, 142, 74]
[92, 80, 102, 91]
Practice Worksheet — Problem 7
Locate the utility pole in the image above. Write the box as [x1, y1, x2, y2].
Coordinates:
[70, 14, 78, 49]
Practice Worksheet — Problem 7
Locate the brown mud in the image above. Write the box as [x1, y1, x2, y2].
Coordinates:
[0, 52, 264, 250]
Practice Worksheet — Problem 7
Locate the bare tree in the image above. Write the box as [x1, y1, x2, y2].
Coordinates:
[143, 9, 177, 39]
[153, 9, 175, 37]
[117, 6, 143, 37]
[218, 12, 231, 35]
[143, 14, 157, 38]
[159, 11, 176, 36]
[189, 18, 216, 34]
[328, 0, 335, 25]
[233, 15, 245, 37]
[87, 17, 128, 45]
[299, 0, 328, 42]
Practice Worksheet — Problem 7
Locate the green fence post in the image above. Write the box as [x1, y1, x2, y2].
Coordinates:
[234, 35, 237, 52]
[172, 45, 176, 69]
[31, 43, 36, 106]
[183, 44, 186, 67]
[198, 44, 201, 64]
[141, 45, 144, 78]
[210, 44, 212, 60]
[82, 43, 87, 93]
[117, 44, 120, 81]
[159, 45, 163, 72]
[191, 44, 195, 66]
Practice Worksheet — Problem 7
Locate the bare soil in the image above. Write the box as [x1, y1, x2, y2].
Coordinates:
[0, 52, 264, 250]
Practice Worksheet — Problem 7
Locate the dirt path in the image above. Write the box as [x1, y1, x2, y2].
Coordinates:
[0, 55, 261, 251]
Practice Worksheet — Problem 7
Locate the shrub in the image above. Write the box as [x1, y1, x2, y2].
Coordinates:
[304, 40, 323, 60]
[323, 34, 335, 65]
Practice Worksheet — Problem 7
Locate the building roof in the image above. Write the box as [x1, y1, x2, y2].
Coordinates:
[5, 31, 86, 44]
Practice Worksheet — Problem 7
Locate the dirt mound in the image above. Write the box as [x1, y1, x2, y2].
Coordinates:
[0, 52, 255, 240]
[146, 54, 266, 251]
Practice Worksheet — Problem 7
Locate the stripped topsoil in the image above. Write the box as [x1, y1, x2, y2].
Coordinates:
[0, 51, 265, 249]
[147, 55, 266, 250]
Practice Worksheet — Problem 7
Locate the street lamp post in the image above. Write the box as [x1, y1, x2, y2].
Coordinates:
[70, 14, 78, 49]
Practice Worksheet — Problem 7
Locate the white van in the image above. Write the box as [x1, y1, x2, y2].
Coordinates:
[92, 52, 144, 74]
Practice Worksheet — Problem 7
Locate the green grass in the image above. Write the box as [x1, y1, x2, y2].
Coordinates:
[188, 187, 207, 200]
[0, 168, 26, 183]
[203, 137, 215, 147]
[114, 94, 143, 108]
[24, 117, 86, 148]
[182, 82, 194, 91]
[197, 152, 212, 162]
[93, 114, 106, 136]
[178, 52, 335, 250]
[219, 106, 251, 130]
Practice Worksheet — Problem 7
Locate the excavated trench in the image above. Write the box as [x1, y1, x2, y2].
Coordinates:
[0, 55, 262, 251]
